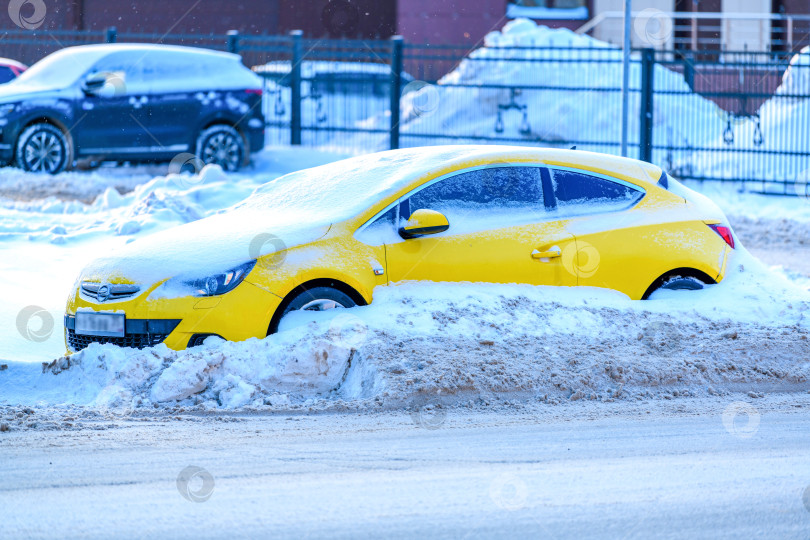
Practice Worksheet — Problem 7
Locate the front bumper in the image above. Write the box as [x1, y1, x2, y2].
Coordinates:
[64, 280, 282, 354]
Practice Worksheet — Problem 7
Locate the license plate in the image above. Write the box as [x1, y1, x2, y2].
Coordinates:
[75, 312, 125, 337]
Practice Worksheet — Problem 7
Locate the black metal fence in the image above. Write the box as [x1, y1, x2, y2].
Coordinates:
[4, 27, 809, 194]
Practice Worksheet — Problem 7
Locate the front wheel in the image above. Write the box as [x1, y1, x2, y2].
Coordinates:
[196, 125, 246, 172]
[270, 286, 358, 334]
[16, 123, 71, 174]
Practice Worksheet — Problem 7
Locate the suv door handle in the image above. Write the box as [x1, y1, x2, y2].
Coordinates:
[531, 247, 561, 259]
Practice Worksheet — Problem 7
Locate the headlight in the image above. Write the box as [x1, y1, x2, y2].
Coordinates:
[0, 104, 16, 117]
[185, 260, 256, 297]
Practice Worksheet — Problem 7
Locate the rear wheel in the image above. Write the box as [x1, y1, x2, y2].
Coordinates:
[196, 125, 245, 172]
[16, 123, 71, 174]
[645, 274, 707, 299]
[270, 286, 358, 334]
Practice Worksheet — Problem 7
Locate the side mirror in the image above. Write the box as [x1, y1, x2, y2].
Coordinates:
[82, 72, 107, 95]
[399, 209, 449, 239]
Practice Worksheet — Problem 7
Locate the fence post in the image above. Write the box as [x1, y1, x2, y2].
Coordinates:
[105, 27, 117, 43]
[683, 50, 695, 91]
[389, 36, 404, 150]
[639, 48, 655, 164]
[226, 30, 240, 54]
[290, 30, 303, 146]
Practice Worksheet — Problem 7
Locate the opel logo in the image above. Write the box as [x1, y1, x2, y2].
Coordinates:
[96, 285, 110, 303]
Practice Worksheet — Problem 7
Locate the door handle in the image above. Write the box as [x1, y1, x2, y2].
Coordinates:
[531, 247, 561, 259]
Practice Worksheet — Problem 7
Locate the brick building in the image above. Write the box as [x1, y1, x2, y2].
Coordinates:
[2, 0, 809, 51]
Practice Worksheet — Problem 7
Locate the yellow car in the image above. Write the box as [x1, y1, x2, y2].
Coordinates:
[64, 146, 735, 353]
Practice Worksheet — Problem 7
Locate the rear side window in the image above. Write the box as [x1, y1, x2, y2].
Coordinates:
[550, 168, 644, 216]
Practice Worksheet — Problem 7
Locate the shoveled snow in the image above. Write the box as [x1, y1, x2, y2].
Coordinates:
[2, 246, 808, 412]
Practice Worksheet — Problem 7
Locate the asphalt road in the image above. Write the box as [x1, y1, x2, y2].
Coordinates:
[2, 397, 810, 539]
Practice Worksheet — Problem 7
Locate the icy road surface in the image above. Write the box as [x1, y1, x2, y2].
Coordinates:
[1, 396, 810, 539]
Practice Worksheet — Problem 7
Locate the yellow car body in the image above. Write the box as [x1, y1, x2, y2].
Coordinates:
[65, 146, 734, 354]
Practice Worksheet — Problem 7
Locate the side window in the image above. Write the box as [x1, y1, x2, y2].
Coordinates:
[407, 166, 545, 223]
[550, 168, 644, 216]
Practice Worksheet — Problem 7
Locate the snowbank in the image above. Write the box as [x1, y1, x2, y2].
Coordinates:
[340, 19, 725, 162]
[2, 249, 808, 412]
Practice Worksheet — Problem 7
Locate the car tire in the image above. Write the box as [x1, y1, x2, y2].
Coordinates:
[196, 125, 246, 172]
[16, 123, 72, 174]
[648, 275, 706, 299]
[270, 286, 358, 334]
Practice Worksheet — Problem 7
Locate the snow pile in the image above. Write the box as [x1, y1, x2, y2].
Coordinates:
[343, 19, 724, 161]
[2, 249, 808, 412]
[694, 46, 810, 185]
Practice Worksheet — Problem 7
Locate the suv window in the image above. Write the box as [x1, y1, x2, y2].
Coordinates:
[0, 67, 15, 84]
[87, 51, 148, 94]
[549, 168, 644, 216]
[407, 166, 546, 222]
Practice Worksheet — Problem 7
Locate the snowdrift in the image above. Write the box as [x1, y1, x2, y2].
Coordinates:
[2, 250, 808, 415]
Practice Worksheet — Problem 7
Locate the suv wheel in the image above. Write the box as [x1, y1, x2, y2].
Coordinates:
[196, 125, 245, 172]
[16, 123, 71, 174]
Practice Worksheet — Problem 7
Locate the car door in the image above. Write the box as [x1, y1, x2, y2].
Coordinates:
[143, 50, 203, 154]
[381, 165, 578, 287]
[546, 166, 649, 296]
[74, 51, 152, 156]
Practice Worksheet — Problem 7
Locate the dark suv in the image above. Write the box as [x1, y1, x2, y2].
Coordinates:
[0, 44, 265, 174]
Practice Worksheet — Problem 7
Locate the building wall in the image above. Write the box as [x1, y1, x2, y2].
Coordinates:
[0, 0, 396, 37]
[397, 0, 507, 46]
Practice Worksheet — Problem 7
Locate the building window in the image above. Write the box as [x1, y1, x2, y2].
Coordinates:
[507, 1, 589, 21]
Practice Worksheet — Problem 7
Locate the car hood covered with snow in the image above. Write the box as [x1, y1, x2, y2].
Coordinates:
[79, 205, 332, 287]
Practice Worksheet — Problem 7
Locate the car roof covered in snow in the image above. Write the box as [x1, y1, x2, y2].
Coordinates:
[13, 43, 260, 91]
[248, 145, 664, 217]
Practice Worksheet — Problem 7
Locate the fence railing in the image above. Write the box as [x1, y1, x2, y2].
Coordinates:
[2, 27, 808, 194]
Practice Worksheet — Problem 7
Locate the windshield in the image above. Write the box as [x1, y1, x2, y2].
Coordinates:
[240, 146, 481, 223]
[12, 47, 107, 89]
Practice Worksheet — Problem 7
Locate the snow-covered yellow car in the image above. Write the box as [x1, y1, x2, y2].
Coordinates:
[64, 146, 735, 353]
